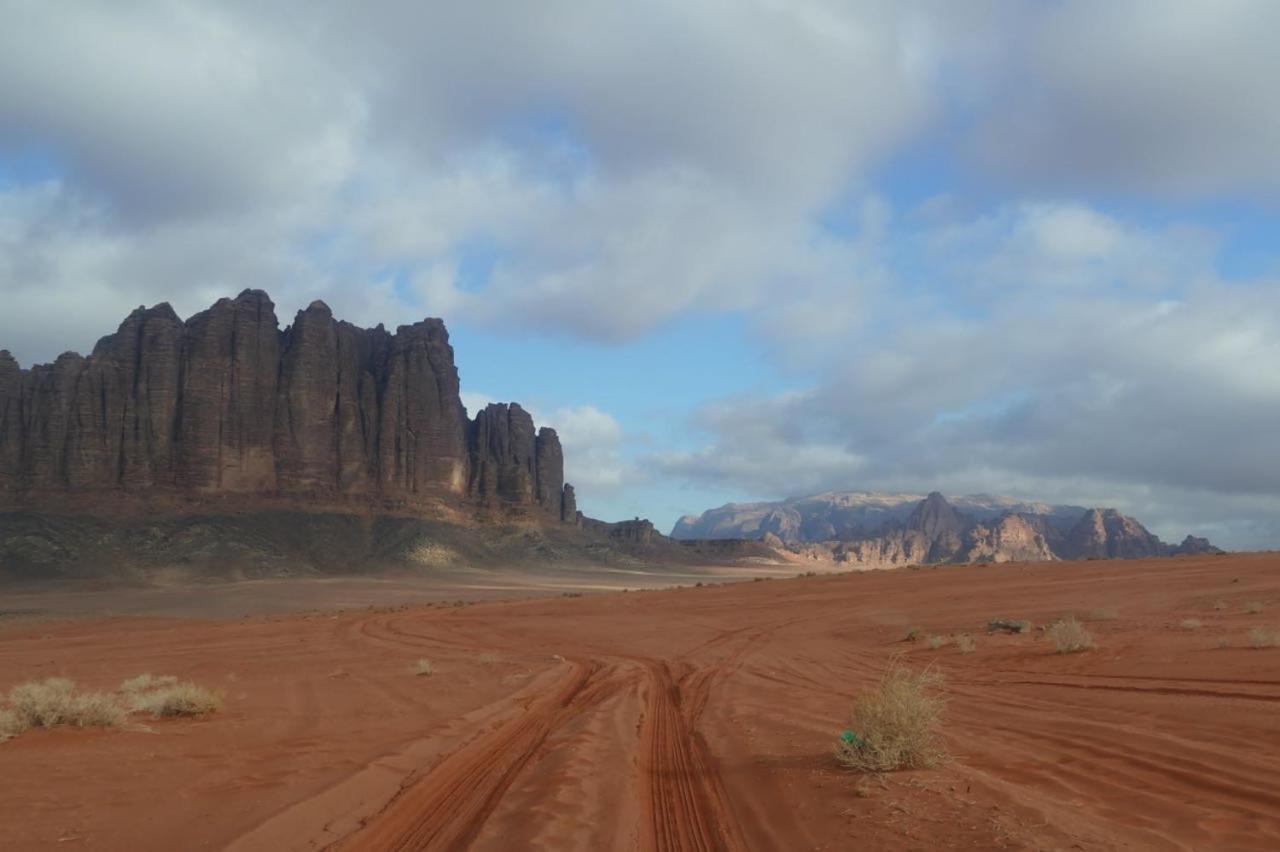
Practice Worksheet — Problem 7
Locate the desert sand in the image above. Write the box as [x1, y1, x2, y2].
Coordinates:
[2, 553, 1278, 850]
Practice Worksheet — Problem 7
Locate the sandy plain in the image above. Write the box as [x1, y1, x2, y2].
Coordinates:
[1, 552, 1278, 850]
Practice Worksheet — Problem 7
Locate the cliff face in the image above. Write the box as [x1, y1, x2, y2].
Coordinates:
[959, 514, 1057, 563]
[686, 491, 1218, 569]
[1061, 508, 1164, 560]
[671, 491, 1087, 543]
[0, 291, 573, 521]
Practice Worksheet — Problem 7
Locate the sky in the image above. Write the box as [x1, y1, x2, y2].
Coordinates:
[1, 1, 1279, 548]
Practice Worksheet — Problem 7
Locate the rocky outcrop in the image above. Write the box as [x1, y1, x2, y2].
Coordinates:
[581, 517, 658, 546]
[692, 491, 1219, 568]
[960, 514, 1056, 563]
[1172, 535, 1223, 556]
[560, 483, 578, 524]
[905, 491, 966, 562]
[1062, 508, 1164, 560]
[671, 491, 1086, 544]
[0, 292, 573, 521]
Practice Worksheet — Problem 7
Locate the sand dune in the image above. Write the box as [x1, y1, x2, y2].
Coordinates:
[2, 553, 1278, 850]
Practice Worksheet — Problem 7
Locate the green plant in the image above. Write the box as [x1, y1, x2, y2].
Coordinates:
[835, 664, 947, 772]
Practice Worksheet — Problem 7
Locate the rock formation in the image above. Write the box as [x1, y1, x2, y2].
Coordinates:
[959, 514, 1056, 563]
[1061, 508, 1163, 560]
[671, 491, 1086, 543]
[676, 491, 1219, 568]
[0, 291, 573, 521]
[1172, 535, 1223, 556]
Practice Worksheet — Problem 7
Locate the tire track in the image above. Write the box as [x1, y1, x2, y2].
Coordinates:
[639, 660, 745, 852]
[338, 659, 608, 851]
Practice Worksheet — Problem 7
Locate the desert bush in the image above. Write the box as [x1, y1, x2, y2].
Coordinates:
[6, 678, 125, 729]
[1180, 618, 1202, 630]
[926, 634, 947, 650]
[1248, 627, 1278, 649]
[129, 681, 223, 717]
[1212, 599, 1227, 611]
[0, 708, 23, 741]
[986, 619, 1033, 635]
[903, 626, 920, 642]
[120, 674, 178, 695]
[1088, 608, 1119, 621]
[835, 664, 947, 772]
[954, 633, 977, 654]
[1244, 601, 1264, 614]
[1047, 617, 1094, 654]
[413, 658, 434, 676]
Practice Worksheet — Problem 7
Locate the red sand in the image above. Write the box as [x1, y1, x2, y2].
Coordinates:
[2, 553, 1278, 850]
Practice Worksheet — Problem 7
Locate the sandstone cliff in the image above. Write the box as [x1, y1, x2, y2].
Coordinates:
[671, 491, 1086, 543]
[0, 291, 574, 521]
[678, 491, 1220, 568]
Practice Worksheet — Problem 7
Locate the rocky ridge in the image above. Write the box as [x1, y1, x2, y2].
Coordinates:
[676, 491, 1221, 568]
[0, 291, 575, 522]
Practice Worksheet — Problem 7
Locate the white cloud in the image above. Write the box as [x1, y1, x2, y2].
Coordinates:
[541, 405, 628, 493]
[972, 0, 1280, 196]
[652, 202, 1280, 548]
[0, 0, 949, 360]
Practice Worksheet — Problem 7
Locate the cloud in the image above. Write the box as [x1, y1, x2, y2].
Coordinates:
[652, 202, 1280, 548]
[972, 0, 1280, 196]
[0, 1, 952, 360]
[541, 405, 628, 493]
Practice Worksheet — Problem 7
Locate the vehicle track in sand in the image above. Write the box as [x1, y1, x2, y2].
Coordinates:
[338, 659, 609, 851]
[337, 616, 767, 852]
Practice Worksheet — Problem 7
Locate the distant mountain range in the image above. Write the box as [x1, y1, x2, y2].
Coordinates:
[672, 491, 1221, 568]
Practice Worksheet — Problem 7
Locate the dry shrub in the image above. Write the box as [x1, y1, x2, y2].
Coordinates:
[903, 627, 921, 642]
[1088, 608, 1119, 621]
[6, 678, 125, 730]
[926, 634, 947, 650]
[127, 680, 223, 717]
[413, 658, 434, 676]
[1211, 599, 1227, 612]
[835, 664, 947, 772]
[1180, 618, 1202, 630]
[1248, 627, 1278, 649]
[1244, 601, 1264, 614]
[1048, 617, 1094, 654]
[954, 633, 977, 655]
[120, 674, 178, 695]
[0, 708, 22, 741]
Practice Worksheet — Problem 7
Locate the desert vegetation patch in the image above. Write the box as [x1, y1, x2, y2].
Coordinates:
[1048, 617, 1094, 653]
[835, 663, 947, 773]
[0, 674, 222, 742]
